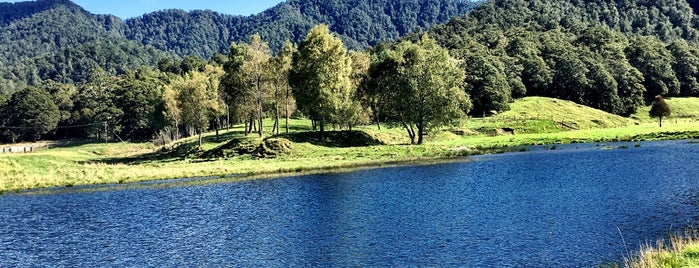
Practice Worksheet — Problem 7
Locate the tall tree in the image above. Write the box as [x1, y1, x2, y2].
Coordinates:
[221, 34, 271, 137]
[269, 40, 296, 135]
[626, 36, 680, 99]
[1, 86, 60, 142]
[460, 48, 512, 116]
[174, 66, 223, 147]
[289, 24, 355, 138]
[386, 34, 471, 145]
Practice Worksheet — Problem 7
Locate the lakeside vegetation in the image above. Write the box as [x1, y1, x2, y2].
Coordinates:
[624, 231, 699, 268]
[2, 96, 698, 194]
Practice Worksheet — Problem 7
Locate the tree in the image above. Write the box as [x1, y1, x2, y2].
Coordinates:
[384, 34, 471, 145]
[361, 42, 399, 130]
[289, 24, 355, 138]
[174, 67, 223, 147]
[2, 86, 60, 142]
[649, 95, 671, 127]
[626, 36, 680, 99]
[280, 41, 297, 134]
[269, 40, 296, 135]
[461, 48, 512, 116]
[221, 34, 271, 137]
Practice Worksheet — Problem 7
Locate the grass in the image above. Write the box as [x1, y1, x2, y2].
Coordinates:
[624, 231, 699, 268]
[633, 97, 699, 123]
[0, 96, 698, 194]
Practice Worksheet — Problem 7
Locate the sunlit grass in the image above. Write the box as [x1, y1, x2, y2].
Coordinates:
[1, 97, 698, 193]
[625, 231, 699, 268]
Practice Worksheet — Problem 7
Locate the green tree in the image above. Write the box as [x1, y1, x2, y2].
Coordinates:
[389, 35, 471, 145]
[221, 34, 272, 137]
[667, 40, 699, 96]
[650, 95, 671, 127]
[2, 86, 60, 142]
[626, 36, 680, 99]
[269, 40, 296, 134]
[461, 49, 512, 116]
[289, 24, 355, 138]
[174, 67, 223, 147]
[361, 42, 399, 130]
[114, 68, 168, 140]
[73, 68, 123, 140]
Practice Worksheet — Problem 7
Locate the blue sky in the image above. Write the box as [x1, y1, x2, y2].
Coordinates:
[7, 0, 286, 18]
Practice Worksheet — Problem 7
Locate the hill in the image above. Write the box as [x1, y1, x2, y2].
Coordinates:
[423, 0, 699, 117]
[0, 0, 480, 93]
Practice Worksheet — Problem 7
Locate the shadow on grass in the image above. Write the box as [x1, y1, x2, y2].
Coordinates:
[275, 130, 384, 148]
[86, 141, 204, 165]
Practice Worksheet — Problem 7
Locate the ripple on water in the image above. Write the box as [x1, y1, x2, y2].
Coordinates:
[0, 140, 698, 266]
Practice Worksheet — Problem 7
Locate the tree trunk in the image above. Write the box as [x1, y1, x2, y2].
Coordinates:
[417, 123, 424, 145]
[198, 131, 203, 148]
[226, 104, 230, 131]
[215, 119, 220, 142]
[285, 100, 290, 134]
[659, 116, 663, 128]
[400, 114, 415, 144]
[275, 102, 280, 135]
[257, 98, 263, 137]
[319, 117, 325, 141]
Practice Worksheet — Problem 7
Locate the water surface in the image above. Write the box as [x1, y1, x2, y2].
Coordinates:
[1, 140, 698, 267]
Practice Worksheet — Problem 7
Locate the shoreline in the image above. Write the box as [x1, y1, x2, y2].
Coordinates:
[3, 129, 698, 195]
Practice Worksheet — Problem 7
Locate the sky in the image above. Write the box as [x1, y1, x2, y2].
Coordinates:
[7, 0, 287, 19]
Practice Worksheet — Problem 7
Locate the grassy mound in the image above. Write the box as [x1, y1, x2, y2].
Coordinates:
[200, 137, 293, 159]
[277, 130, 384, 147]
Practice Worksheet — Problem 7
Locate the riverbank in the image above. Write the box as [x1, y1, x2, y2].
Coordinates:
[1, 117, 698, 194]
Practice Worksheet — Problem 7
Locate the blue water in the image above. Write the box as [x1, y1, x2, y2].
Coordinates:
[1, 140, 699, 267]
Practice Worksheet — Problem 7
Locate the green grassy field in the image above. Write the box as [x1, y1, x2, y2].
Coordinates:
[0, 97, 697, 193]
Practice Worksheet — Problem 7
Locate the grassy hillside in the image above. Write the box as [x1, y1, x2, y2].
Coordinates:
[464, 97, 631, 134]
[633, 97, 699, 123]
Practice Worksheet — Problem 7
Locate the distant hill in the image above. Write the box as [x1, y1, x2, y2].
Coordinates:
[124, 0, 480, 57]
[0, 0, 480, 93]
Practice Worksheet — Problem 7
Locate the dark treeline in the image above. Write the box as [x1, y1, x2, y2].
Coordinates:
[425, 0, 699, 115]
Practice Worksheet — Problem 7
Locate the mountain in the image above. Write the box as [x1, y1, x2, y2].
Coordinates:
[0, 0, 480, 93]
[0, 0, 165, 92]
[124, 0, 480, 58]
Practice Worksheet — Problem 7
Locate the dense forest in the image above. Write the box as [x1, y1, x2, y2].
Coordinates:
[425, 0, 699, 115]
[0, 0, 479, 94]
[3, 0, 699, 144]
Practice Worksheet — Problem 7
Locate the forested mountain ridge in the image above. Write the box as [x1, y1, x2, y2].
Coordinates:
[123, 0, 480, 57]
[0, 0, 163, 91]
[0, 0, 480, 93]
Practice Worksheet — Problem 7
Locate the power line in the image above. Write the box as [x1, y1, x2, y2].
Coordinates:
[0, 122, 104, 130]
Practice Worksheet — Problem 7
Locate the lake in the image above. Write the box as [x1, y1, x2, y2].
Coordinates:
[1, 140, 698, 267]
